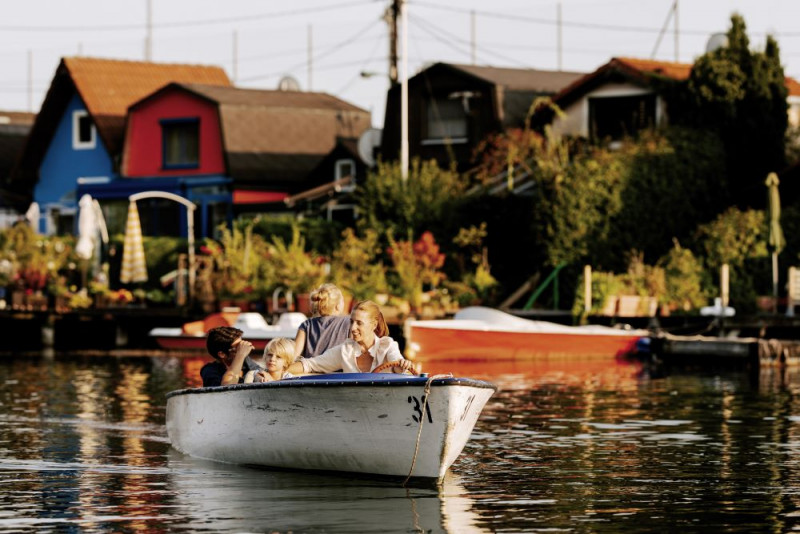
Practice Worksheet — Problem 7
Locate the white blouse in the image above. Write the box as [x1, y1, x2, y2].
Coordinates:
[301, 337, 404, 374]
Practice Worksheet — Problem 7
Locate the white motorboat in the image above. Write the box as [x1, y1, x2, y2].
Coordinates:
[150, 310, 306, 350]
[166, 372, 496, 481]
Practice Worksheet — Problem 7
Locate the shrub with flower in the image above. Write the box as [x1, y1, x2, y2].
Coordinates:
[109, 288, 135, 305]
[387, 231, 446, 310]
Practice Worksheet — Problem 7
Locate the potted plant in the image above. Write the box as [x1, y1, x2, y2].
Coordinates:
[268, 226, 325, 313]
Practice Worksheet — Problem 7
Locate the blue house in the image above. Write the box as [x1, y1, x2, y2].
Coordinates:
[9, 57, 232, 235]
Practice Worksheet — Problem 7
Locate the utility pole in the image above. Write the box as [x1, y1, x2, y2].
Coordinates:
[470, 10, 476, 65]
[557, 2, 562, 70]
[386, 0, 399, 85]
[232, 30, 238, 83]
[674, 0, 679, 62]
[27, 50, 33, 112]
[308, 25, 313, 91]
[145, 0, 152, 61]
[400, 0, 408, 181]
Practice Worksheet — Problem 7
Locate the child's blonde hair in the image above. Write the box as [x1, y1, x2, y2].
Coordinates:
[263, 337, 296, 368]
[309, 283, 344, 317]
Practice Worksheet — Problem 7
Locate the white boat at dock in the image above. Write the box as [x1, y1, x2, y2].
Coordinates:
[166, 373, 496, 481]
[149, 309, 306, 350]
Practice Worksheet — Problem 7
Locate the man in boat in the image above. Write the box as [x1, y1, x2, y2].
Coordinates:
[201, 326, 255, 387]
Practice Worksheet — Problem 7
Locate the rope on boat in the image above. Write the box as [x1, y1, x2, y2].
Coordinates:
[402, 373, 453, 487]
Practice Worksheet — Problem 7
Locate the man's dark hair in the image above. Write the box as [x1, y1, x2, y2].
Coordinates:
[206, 326, 243, 359]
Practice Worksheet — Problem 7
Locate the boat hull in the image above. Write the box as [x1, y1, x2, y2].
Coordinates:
[406, 325, 642, 361]
[166, 374, 495, 480]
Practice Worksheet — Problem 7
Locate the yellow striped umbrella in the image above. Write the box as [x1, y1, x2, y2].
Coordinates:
[120, 201, 148, 283]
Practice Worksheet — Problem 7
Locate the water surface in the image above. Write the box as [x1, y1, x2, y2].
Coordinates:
[3, 352, 800, 532]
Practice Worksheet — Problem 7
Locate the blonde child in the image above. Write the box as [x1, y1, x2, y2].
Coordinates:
[244, 337, 296, 383]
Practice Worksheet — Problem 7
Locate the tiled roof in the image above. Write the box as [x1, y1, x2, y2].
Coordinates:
[785, 76, 800, 97]
[555, 56, 800, 106]
[0, 111, 35, 126]
[64, 57, 231, 118]
[613, 57, 693, 81]
[64, 57, 231, 155]
[446, 63, 585, 92]
[165, 84, 371, 186]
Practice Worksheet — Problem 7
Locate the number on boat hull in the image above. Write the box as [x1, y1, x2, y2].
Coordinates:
[408, 395, 433, 423]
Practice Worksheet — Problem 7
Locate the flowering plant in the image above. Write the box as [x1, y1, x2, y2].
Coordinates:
[109, 288, 135, 304]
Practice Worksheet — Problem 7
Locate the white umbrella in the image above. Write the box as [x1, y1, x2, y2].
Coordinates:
[75, 194, 97, 261]
[25, 202, 39, 233]
[120, 201, 148, 283]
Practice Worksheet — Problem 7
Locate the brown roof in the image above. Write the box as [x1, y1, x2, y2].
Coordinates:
[0, 111, 35, 126]
[614, 57, 693, 81]
[446, 63, 585, 92]
[555, 56, 800, 107]
[65, 57, 231, 119]
[168, 84, 371, 186]
[786, 76, 800, 97]
[64, 57, 231, 155]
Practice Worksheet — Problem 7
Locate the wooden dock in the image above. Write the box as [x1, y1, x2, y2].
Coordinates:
[648, 333, 800, 366]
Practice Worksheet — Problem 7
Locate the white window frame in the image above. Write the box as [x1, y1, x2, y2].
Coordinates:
[335, 158, 356, 192]
[72, 110, 96, 150]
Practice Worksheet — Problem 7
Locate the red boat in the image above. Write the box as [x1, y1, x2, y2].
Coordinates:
[149, 310, 306, 350]
[404, 307, 646, 363]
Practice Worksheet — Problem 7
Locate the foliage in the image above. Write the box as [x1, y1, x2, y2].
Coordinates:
[250, 214, 344, 257]
[355, 159, 465, 248]
[1, 224, 76, 292]
[452, 223, 498, 303]
[203, 222, 272, 300]
[268, 225, 326, 296]
[609, 128, 728, 269]
[329, 228, 387, 302]
[386, 231, 446, 309]
[695, 207, 769, 312]
[657, 240, 711, 312]
[672, 14, 787, 205]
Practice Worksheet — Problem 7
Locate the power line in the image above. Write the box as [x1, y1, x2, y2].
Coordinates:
[0, 1, 375, 32]
[411, 0, 798, 38]
[238, 17, 382, 83]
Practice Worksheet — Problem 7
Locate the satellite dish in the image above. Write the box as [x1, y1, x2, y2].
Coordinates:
[706, 33, 729, 54]
[357, 128, 382, 167]
[277, 75, 301, 91]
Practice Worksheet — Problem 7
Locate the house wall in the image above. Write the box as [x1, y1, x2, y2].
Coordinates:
[552, 83, 663, 138]
[123, 89, 225, 177]
[382, 67, 499, 172]
[36, 92, 114, 233]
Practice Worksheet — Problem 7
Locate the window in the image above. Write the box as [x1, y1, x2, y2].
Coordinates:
[72, 110, 96, 149]
[588, 94, 656, 141]
[335, 158, 356, 188]
[423, 98, 468, 144]
[161, 118, 200, 169]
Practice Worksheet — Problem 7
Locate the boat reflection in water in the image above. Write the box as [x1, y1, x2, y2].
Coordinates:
[166, 451, 488, 533]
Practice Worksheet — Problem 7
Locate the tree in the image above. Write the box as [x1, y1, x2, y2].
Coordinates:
[675, 14, 787, 206]
[354, 159, 465, 248]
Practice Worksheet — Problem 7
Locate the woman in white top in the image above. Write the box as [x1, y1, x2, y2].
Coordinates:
[287, 300, 415, 375]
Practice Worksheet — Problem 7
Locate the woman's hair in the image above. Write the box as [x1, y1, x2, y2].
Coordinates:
[310, 283, 344, 317]
[264, 337, 296, 368]
[206, 326, 243, 360]
[351, 300, 388, 338]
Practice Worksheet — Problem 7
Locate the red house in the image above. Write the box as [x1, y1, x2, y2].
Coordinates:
[119, 83, 372, 235]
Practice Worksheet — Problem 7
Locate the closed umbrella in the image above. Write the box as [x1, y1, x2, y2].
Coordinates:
[120, 200, 148, 284]
[25, 202, 39, 233]
[766, 172, 785, 313]
[75, 194, 97, 261]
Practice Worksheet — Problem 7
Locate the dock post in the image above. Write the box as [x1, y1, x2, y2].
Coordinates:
[584, 265, 592, 314]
